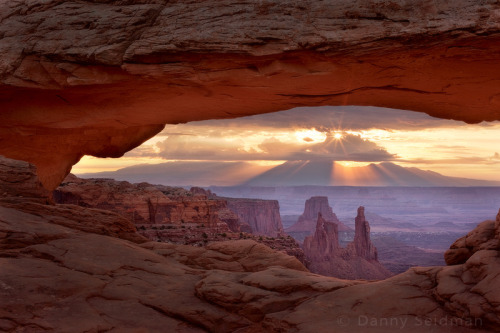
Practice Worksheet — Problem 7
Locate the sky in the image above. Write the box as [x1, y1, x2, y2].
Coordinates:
[73, 106, 500, 181]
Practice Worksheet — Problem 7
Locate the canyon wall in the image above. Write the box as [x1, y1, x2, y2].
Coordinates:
[53, 172, 304, 259]
[54, 175, 239, 245]
[54, 175, 237, 230]
[55, 176, 288, 239]
[225, 198, 284, 237]
[2, 1, 500, 189]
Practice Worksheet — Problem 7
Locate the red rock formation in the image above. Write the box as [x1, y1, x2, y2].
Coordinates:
[190, 187, 215, 198]
[55, 175, 290, 238]
[2, 1, 500, 189]
[54, 175, 237, 230]
[53, 172, 305, 261]
[352, 206, 377, 261]
[225, 198, 284, 237]
[1, 200, 147, 245]
[287, 196, 350, 233]
[444, 209, 500, 266]
[300, 196, 339, 222]
[303, 208, 391, 280]
[303, 213, 340, 260]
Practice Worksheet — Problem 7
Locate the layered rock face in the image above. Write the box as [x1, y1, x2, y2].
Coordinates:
[54, 175, 291, 238]
[2, 1, 500, 189]
[52, 172, 305, 260]
[303, 208, 391, 280]
[287, 196, 350, 233]
[54, 175, 238, 231]
[225, 198, 284, 237]
[0, 202, 312, 332]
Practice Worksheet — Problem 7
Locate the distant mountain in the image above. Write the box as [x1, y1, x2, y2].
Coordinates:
[243, 161, 500, 187]
[77, 161, 273, 187]
[78, 160, 500, 187]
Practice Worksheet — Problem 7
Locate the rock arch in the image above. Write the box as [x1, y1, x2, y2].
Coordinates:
[1, 0, 500, 189]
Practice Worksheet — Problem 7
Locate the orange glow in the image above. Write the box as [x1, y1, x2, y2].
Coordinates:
[331, 163, 379, 186]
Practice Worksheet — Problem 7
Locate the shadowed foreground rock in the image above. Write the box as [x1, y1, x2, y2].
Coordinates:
[0, 155, 50, 203]
[1, 198, 498, 332]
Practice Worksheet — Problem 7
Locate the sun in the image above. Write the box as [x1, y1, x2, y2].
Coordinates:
[333, 132, 343, 140]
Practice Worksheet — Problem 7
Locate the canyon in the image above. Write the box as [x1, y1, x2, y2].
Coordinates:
[53, 173, 414, 279]
[51, 170, 300, 260]
[1, 155, 499, 331]
[54, 175, 240, 233]
[53, 171, 401, 279]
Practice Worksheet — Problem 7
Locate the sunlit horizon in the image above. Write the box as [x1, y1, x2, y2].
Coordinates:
[72, 106, 500, 183]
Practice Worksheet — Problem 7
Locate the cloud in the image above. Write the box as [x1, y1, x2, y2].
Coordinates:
[284, 134, 395, 161]
[154, 132, 395, 162]
[182, 106, 469, 132]
[432, 145, 469, 150]
[155, 135, 256, 160]
[125, 106, 500, 169]
[402, 157, 491, 164]
[402, 151, 500, 165]
[123, 146, 158, 157]
[154, 132, 196, 137]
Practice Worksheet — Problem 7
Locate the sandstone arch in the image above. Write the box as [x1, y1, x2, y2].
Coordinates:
[1, 0, 500, 189]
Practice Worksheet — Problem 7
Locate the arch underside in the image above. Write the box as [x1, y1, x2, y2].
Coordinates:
[1, 1, 500, 189]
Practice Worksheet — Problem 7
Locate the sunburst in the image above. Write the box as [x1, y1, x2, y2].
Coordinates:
[333, 132, 343, 140]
